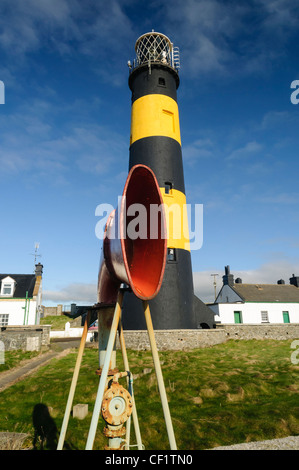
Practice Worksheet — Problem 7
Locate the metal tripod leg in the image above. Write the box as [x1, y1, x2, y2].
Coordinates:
[57, 311, 91, 450]
[143, 301, 177, 450]
[118, 320, 143, 450]
[85, 292, 123, 450]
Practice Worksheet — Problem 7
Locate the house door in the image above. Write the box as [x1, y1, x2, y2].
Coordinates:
[234, 311, 242, 324]
[283, 311, 290, 323]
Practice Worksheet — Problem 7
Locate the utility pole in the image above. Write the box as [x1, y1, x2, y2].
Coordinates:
[211, 273, 219, 301]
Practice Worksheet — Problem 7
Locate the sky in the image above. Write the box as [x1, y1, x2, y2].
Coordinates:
[0, 0, 299, 305]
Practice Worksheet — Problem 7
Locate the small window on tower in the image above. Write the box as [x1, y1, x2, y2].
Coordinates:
[164, 182, 173, 195]
[167, 248, 176, 262]
[158, 77, 166, 87]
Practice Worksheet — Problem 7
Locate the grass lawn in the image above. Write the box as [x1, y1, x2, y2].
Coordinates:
[40, 315, 79, 330]
[0, 350, 40, 372]
[0, 339, 298, 450]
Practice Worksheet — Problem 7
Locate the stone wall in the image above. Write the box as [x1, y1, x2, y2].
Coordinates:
[115, 324, 299, 351]
[42, 305, 63, 317]
[1, 323, 298, 353]
[116, 329, 227, 351]
[0, 325, 51, 352]
[217, 323, 299, 340]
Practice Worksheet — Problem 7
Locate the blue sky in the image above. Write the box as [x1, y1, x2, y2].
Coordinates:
[0, 0, 299, 305]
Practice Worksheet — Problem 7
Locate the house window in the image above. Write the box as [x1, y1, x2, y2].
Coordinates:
[234, 311, 242, 324]
[282, 311, 290, 323]
[261, 311, 269, 323]
[2, 284, 12, 295]
[0, 314, 9, 326]
[158, 77, 166, 86]
[0, 277, 15, 297]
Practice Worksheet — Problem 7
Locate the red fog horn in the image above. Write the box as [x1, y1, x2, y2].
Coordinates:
[97, 165, 167, 304]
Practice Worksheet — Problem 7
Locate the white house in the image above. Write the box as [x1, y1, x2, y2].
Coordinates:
[209, 266, 299, 324]
[0, 263, 43, 326]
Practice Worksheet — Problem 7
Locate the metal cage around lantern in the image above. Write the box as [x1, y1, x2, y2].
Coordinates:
[132, 31, 180, 71]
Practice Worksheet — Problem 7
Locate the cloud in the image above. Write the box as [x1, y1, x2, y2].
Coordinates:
[164, 0, 241, 75]
[161, 0, 299, 78]
[257, 192, 299, 205]
[260, 110, 294, 130]
[260, 0, 299, 32]
[43, 281, 96, 304]
[74, 126, 127, 175]
[183, 138, 214, 165]
[0, 0, 134, 64]
[1, 0, 298, 83]
[194, 259, 299, 303]
[226, 141, 262, 161]
[0, 0, 73, 54]
[0, 98, 127, 185]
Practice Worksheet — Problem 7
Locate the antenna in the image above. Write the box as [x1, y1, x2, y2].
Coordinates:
[31, 242, 42, 270]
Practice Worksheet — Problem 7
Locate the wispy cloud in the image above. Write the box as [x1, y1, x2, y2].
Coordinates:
[260, 0, 299, 32]
[0, 100, 127, 185]
[256, 192, 299, 205]
[161, 0, 299, 78]
[0, 0, 134, 63]
[1, 0, 297, 85]
[183, 138, 214, 165]
[0, 0, 73, 55]
[226, 141, 263, 161]
[260, 110, 294, 130]
[43, 281, 96, 304]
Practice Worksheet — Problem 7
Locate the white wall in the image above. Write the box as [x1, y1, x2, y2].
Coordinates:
[50, 322, 93, 341]
[0, 299, 38, 326]
[210, 302, 299, 324]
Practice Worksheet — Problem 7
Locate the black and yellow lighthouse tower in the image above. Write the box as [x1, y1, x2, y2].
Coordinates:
[122, 32, 213, 330]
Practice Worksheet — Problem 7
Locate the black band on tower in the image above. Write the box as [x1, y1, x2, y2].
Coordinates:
[129, 136, 185, 194]
[129, 64, 179, 103]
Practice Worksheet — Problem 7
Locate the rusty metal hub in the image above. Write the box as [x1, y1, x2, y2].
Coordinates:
[96, 367, 119, 376]
[101, 382, 133, 426]
[103, 425, 126, 438]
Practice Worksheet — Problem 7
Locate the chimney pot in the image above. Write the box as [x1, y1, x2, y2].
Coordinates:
[290, 274, 299, 287]
[223, 265, 234, 286]
[35, 263, 43, 276]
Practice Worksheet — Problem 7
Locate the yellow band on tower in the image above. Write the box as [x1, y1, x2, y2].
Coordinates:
[130, 94, 181, 145]
[160, 188, 190, 252]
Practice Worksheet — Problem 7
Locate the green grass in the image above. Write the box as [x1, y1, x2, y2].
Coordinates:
[0, 350, 40, 372]
[40, 315, 78, 330]
[0, 339, 298, 450]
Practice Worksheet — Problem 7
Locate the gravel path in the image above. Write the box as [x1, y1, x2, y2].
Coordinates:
[0, 340, 78, 392]
[211, 435, 299, 450]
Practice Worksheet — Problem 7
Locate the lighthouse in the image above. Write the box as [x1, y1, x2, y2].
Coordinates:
[121, 32, 214, 330]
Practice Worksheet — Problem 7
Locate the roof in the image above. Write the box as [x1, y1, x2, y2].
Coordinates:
[193, 294, 215, 328]
[0, 274, 36, 298]
[232, 283, 299, 303]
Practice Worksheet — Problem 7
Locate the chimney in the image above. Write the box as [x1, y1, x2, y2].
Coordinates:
[35, 263, 43, 277]
[277, 279, 285, 285]
[223, 265, 234, 287]
[290, 274, 299, 287]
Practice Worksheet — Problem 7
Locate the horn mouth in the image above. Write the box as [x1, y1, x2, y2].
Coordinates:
[121, 164, 167, 300]
[98, 164, 167, 304]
